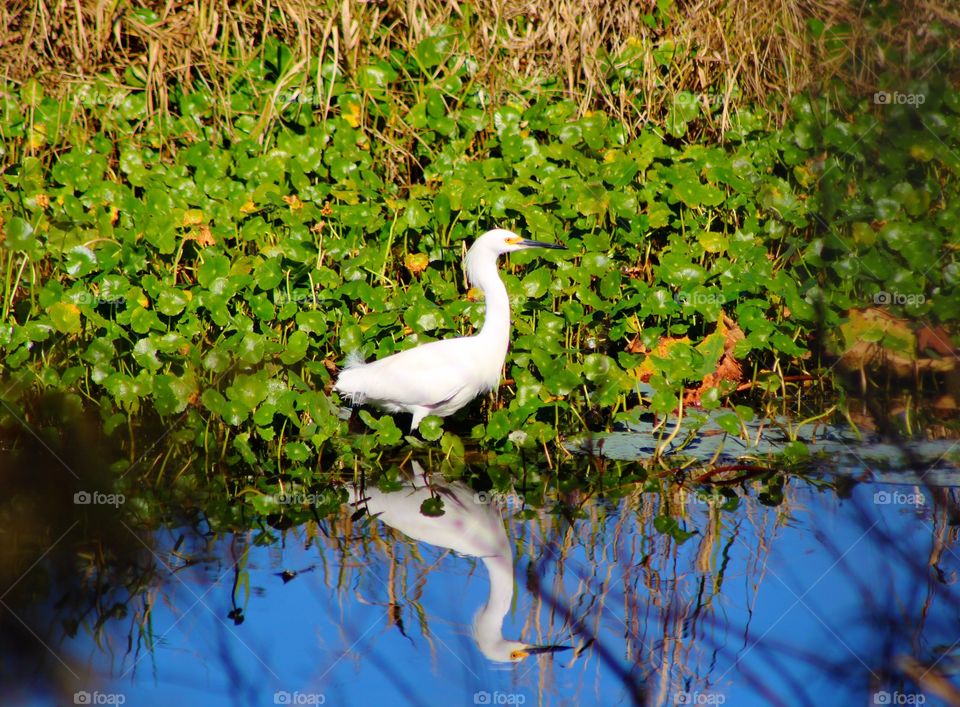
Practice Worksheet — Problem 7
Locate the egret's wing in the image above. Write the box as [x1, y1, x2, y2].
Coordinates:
[337, 337, 477, 410]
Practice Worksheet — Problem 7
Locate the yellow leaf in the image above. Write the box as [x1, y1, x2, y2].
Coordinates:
[26, 125, 47, 149]
[182, 209, 204, 227]
[404, 253, 429, 276]
[344, 101, 362, 128]
[696, 230, 727, 253]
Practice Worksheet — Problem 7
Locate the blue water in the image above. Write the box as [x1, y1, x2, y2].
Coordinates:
[15, 473, 960, 706]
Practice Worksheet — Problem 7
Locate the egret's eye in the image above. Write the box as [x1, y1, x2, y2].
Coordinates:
[504, 235, 522, 245]
[510, 649, 529, 660]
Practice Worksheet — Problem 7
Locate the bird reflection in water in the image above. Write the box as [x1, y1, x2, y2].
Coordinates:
[348, 464, 569, 663]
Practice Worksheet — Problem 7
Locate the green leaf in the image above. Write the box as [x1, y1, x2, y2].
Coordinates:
[198, 254, 230, 287]
[132, 337, 161, 371]
[653, 515, 697, 543]
[665, 92, 700, 138]
[715, 412, 741, 435]
[284, 441, 312, 462]
[255, 258, 284, 289]
[64, 246, 98, 277]
[416, 34, 454, 68]
[296, 311, 326, 334]
[4, 217, 36, 251]
[158, 287, 190, 316]
[280, 330, 310, 364]
[440, 430, 465, 458]
[153, 373, 197, 415]
[226, 373, 269, 411]
[357, 62, 397, 92]
[47, 303, 82, 334]
[419, 416, 444, 441]
[420, 496, 445, 517]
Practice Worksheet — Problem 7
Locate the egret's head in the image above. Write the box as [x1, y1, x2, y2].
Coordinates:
[483, 639, 570, 663]
[465, 229, 564, 286]
[474, 228, 565, 255]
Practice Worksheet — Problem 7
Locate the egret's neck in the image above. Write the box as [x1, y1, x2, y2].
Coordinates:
[474, 554, 515, 656]
[471, 255, 511, 356]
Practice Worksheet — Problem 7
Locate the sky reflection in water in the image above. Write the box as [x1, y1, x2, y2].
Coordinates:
[29, 472, 959, 707]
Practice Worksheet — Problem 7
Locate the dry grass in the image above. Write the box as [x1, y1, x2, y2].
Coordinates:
[2, 0, 958, 136]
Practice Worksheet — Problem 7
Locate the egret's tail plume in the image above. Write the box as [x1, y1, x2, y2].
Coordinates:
[334, 352, 367, 407]
[343, 351, 366, 369]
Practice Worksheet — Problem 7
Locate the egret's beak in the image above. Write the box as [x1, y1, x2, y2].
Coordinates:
[518, 239, 565, 250]
[512, 645, 572, 659]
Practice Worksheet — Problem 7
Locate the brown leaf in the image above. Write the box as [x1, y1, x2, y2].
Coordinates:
[714, 353, 742, 383]
[626, 333, 646, 354]
[718, 313, 744, 354]
[193, 225, 215, 246]
[917, 324, 957, 357]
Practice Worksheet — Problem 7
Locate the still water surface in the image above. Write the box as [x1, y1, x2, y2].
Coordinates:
[21, 455, 958, 707]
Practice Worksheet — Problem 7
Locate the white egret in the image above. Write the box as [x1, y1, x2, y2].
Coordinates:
[348, 465, 568, 662]
[334, 229, 563, 430]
